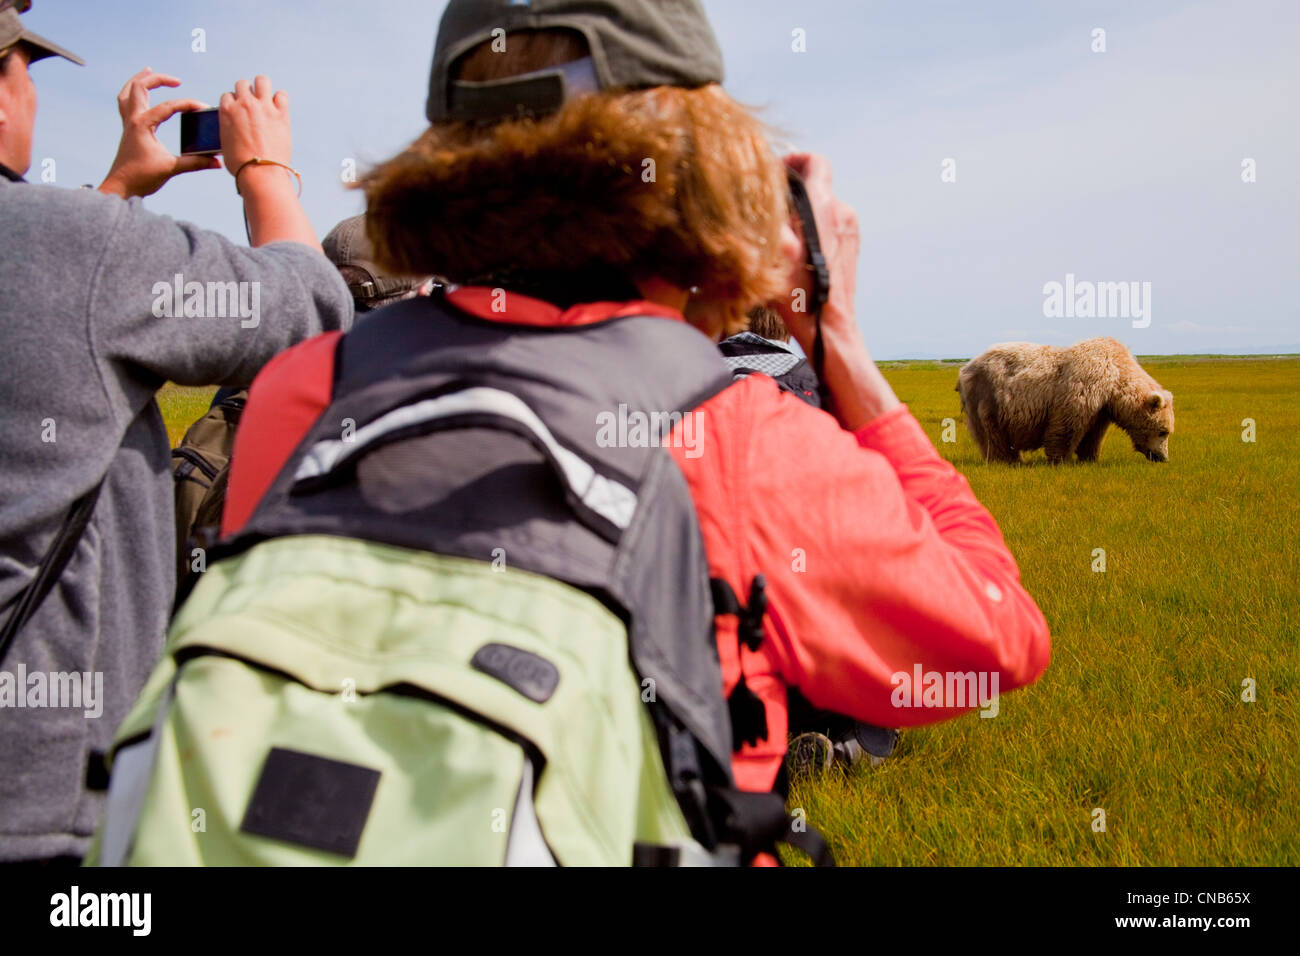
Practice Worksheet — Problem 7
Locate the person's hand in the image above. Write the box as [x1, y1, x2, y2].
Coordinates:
[770, 151, 899, 430]
[98, 68, 220, 199]
[771, 152, 861, 358]
[219, 76, 293, 191]
[212, 75, 317, 250]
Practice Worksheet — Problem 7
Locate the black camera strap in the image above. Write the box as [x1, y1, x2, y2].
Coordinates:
[786, 170, 832, 407]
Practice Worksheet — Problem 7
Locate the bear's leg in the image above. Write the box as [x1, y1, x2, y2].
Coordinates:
[1043, 411, 1082, 464]
[1075, 414, 1110, 461]
[977, 401, 1019, 463]
[964, 399, 989, 454]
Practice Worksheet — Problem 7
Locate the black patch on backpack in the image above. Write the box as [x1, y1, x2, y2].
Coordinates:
[471, 643, 560, 703]
[240, 748, 380, 858]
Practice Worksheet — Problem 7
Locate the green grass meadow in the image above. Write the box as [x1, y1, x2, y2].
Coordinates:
[157, 356, 1299, 866]
[158, 384, 219, 447]
[788, 355, 1299, 865]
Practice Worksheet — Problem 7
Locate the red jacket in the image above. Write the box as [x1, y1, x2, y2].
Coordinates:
[225, 288, 1051, 795]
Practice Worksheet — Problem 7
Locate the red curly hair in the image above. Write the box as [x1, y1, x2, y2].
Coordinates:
[360, 30, 789, 336]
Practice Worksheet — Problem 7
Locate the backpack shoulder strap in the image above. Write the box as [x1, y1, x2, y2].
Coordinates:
[222, 331, 343, 537]
[0, 481, 103, 665]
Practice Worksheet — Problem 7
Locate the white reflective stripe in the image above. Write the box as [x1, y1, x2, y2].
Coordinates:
[293, 386, 637, 530]
[97, 680, 175, 867]
[550, 444, 636, 529]
[504, 760, 556, 867]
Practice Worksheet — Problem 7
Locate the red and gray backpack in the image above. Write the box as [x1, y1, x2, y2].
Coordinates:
[92, 290, 832, 867]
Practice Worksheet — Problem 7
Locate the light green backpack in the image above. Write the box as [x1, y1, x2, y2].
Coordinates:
[90, 536, 702, 865]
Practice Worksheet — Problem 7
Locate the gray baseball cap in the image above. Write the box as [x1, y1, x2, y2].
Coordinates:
[322, 215, 424, 307]
[427, 0, 723, 123]
[0, 1, 84, 66]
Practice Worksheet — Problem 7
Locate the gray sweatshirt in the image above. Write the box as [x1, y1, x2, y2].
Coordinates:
[0, 176, 353, 860]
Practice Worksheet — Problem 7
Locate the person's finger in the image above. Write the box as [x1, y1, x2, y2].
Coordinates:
[838, 202, 860, 236]
[140, 98, 210, 130]
[782, 152, 812, 181]
[253, 75, 272, 99]
[118, 67, 152, 101]
[234, 78, 253, 100]
[173, 154, 223, 176]
[218, 91, 235, 111]
[800, 152, 833, 194]
[117, 68, 154, 119]
[272, 89, 289, 113]
[138, 73, 183, 93]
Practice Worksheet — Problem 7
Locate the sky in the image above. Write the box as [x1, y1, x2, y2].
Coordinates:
[21, 0, 1300, 358]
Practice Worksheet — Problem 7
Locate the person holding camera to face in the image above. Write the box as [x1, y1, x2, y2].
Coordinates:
[0, 1, 351, 864]
[192, 0, 1051, 866]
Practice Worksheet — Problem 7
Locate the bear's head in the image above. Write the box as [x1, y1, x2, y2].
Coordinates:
[1130, 389, 1174, 461]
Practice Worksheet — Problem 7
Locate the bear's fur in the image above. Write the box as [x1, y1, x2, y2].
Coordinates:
[957, 337, 1174, 463]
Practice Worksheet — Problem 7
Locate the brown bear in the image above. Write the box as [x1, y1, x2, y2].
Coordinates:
[957, 337, 1174, 463]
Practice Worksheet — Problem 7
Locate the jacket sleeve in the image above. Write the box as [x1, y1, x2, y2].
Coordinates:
[739, 379, 1051, 728]
[85, 194, 353, 390]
